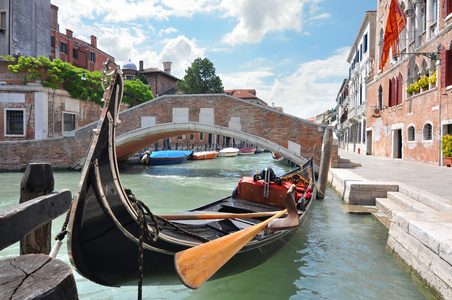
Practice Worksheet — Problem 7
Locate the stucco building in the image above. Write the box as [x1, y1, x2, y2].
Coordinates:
[0, 0, 51, 58]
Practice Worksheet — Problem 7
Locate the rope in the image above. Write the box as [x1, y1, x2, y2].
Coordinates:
[124, 188, 159, 300]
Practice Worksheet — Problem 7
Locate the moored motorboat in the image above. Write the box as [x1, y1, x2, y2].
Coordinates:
[218, 147, 239, 157]
[64, 62, 316, 291]
[254, 147, 265, 154]
[239, 147, 256, 155]
[192, 150, 219, 160]
[142, 150, 193, 165]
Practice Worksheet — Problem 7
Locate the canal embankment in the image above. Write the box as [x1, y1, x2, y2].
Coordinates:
[329, 149, 452, 299]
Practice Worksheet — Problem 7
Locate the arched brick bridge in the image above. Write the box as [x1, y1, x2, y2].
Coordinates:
[0, 94, 335, 170]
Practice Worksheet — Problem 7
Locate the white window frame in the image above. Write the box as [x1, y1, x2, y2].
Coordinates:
[407, 125, 416, 142]
[423, 122, 433, 141]
[4, 108, 26, 137]
[62, 112, 76, 132]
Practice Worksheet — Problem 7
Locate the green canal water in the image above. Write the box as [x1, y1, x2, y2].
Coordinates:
[0, 153, 432, 299]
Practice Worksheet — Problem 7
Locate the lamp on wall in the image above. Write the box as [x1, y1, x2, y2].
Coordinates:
[76, 71, 86, 81]
[394, 44, 441, 61]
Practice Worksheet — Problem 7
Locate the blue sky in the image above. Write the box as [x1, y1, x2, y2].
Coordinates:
[51, 0, 376, 119]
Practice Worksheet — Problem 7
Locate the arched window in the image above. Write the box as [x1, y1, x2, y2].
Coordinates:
[378, 85, 383, 109]
[423, 123, 433, 141]
[407, 125, 415, 141]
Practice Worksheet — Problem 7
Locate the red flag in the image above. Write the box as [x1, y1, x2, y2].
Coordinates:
[379, 0, 406, 70]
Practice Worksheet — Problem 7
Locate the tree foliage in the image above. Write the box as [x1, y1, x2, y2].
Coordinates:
[1, 55, 153, 106]
[177, 57, 224, 94]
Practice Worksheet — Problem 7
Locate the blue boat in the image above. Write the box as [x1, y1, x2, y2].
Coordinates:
[143, 150, 193, 165]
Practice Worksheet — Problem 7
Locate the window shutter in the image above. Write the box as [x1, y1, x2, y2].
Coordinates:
[442, 0, 448, 19]
[441, 46, 451, 87]
[397, 73, 403, 105]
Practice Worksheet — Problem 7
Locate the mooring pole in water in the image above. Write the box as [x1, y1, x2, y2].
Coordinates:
[20, 163, 55, 255]
[317, 127, 333, 200]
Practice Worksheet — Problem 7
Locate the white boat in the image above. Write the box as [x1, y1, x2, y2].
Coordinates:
[192, 151, 219, 160]
[218, 147, 240, 157]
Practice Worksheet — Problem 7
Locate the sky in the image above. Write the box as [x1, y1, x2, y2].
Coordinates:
[51, 0, 377, 119]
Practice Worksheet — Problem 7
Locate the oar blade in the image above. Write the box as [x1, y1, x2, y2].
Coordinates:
[174, 209, 287, 289]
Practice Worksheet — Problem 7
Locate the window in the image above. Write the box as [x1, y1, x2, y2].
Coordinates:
[125, 75, 134, 81]
[190, 133, 194, 140]
[407, 126, 415, 141]
[423, 123, 433, 141]
[89, 51, 96, 63]
[60, 41, 67, 55]
[73, 49, 78, 60]
[378, 85, 383, 109]
[363, 34, 368, 53]
[1, 12, 6, 29]
[51, 36, 55, 48]
[199, 133, 204, 141]
[63, 113, 76, 132]
[177, 135, 183, 140]
[5, 109, 25, 135]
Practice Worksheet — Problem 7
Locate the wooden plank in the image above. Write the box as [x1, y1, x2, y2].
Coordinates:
[0, 254, 78, 299]
[0, 189, 72, 251]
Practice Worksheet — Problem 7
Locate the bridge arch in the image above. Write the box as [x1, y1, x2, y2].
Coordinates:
[115, 94, 329, 167]
[116, 122, 310, 166]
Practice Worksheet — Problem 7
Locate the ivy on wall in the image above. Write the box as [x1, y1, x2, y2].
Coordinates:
[1, 55, 153, 106]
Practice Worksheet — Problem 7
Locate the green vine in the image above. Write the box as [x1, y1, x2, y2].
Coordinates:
[1, 55, 153, 106]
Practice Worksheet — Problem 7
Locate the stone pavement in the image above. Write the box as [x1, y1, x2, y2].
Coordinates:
[337, 149, 452, 202]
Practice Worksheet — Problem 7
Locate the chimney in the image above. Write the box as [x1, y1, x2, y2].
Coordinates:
[139, 60, 144, 72]
[163, 61, 172, 74]
[66, 29, 73, 39]
[90, 35, 97, 48]
[50, 4, 59, 31]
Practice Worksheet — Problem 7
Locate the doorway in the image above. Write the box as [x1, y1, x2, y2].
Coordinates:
[393, 129, 402, 159]
[366, 130, 372, 155]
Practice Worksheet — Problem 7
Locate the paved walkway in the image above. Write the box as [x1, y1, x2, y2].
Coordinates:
[337, 149, 452, 202]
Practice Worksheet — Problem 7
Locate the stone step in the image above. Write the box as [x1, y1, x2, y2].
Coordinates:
[387, 191, 439, 213]
[375, 197, 405, 218]
[336, 161, 362, 168]
[398, 184, 452, 212]
[372, 211, 391, 229]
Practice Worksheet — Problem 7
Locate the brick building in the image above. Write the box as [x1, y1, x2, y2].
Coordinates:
[337, 0, 452, 166]
[140, 61, 180, 97]
[0, 61, 102, 142]
[50, 4, 114, 72]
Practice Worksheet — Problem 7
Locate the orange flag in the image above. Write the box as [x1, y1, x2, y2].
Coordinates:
[379, 0, 406, 71]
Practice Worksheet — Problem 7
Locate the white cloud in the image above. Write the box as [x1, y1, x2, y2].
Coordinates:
[159, 27, 178, 36]
[158, 36, 206, 77]
[220, 0, 304, 45]
[266, 47, 350, 119]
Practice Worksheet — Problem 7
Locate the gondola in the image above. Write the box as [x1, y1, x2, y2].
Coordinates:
[66, 61, 316, 289]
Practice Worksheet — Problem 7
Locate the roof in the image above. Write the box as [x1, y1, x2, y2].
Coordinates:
[142, 67, 180, 81]
[224, 89, 257, 99]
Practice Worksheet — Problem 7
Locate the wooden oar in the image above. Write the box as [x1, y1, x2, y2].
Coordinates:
[158, 211, 283, 220]
[174, 185, 296, 289]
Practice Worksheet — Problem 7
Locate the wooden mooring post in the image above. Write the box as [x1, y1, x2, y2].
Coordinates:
[0, 163, 78, 299]
[317, 127, 333, 200]
[20, 163, 55, 255]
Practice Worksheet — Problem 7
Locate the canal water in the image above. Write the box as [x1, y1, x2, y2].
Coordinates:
[0, 153, 432, 299]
